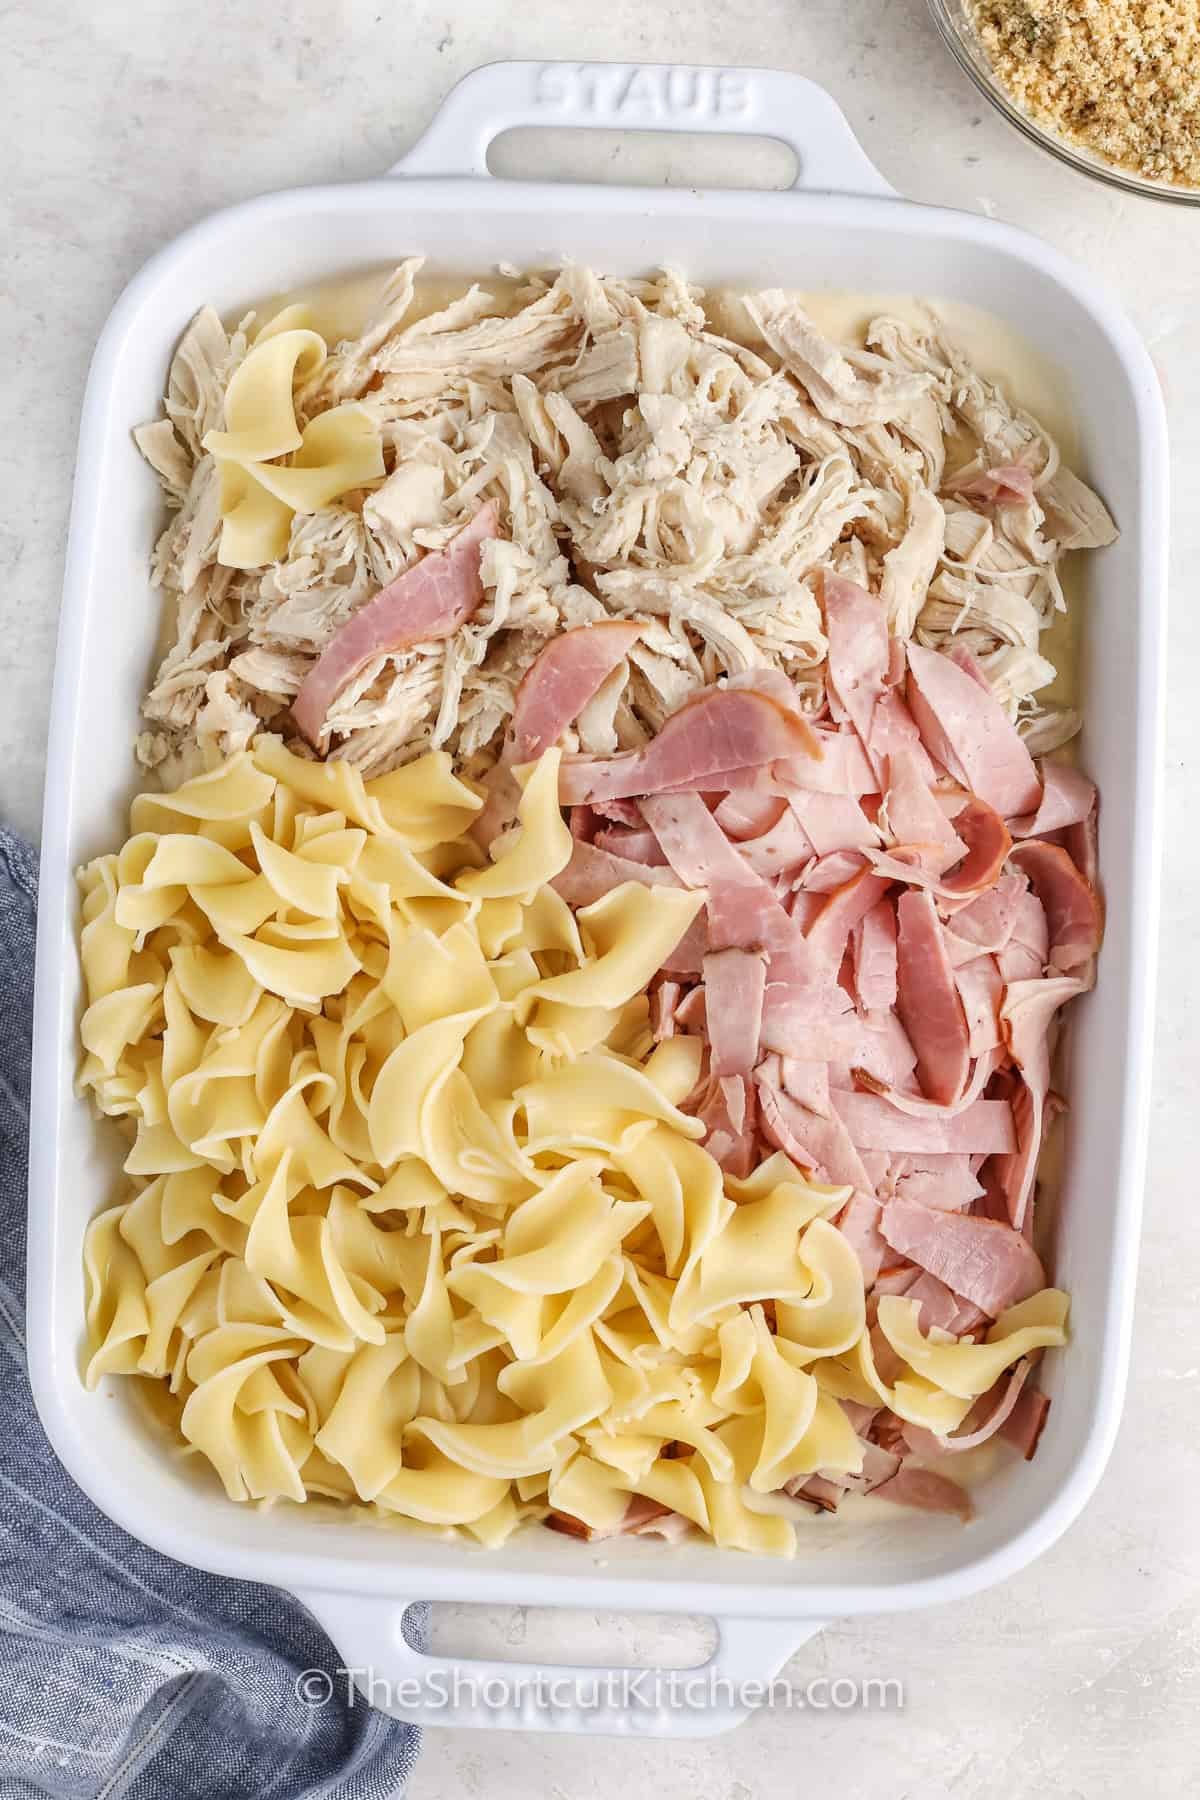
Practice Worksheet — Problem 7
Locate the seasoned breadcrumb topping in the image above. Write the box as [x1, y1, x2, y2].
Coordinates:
[969, 0, 1200, 186]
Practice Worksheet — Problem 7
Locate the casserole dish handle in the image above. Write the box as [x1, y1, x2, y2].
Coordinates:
[393, 59, 896, 197]
[298, 1590, 825, 1736]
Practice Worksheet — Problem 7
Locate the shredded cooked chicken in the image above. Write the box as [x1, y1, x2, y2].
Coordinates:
[135, 264, 1116, 784]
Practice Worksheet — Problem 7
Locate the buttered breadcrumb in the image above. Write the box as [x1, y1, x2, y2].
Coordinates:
[969, 0, 1200, 187]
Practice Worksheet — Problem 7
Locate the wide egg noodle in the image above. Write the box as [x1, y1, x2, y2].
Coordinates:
[199, 321, 385, 570]
[77, 739, 1073, 1556]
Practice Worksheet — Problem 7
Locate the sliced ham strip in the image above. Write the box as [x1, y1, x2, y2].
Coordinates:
[593, 825, 667, 865]
[1010, 762, 1097, 838]
[713, 791, 787, 839]
[868, 685, 936, 782]
[756, 1068, 875, 1192]
[955, 954, 1004, 1056]
[1065, 808, 1099, 892]
[706, 881, 844, 1046]
[292, 501, 499, 744]
[781, 728, 878, 795]
[703, 949, 767, 1077]
[805, 870, 891, 970]
[557, 686, 821, 804]
[1008, 840, 1103, 974]
[946, 642, 997, 694]
[872, 1466, 973, 1522]
[733, 808, 815, 880]
[901, 1269, 983, 1335]
[673, 987, 707, 1033]
[798, 849, 869, 893]
[905, 640, 1041, 817]
[647, 735, 875, 801]
[840, 1399, 881, 1436]
[593, 798, 643, 826]
[996, 890, 1049, 982]
[840, 1440, 903, 1495]
[892, 1152, 984, 1212]
[508, 620, 642, 761]
[787, 791, 879, 857]
[548, 1496, 688, 1543]
[753, 1018, 859, 1064]
[650, 979, 683, 1041]
[902, 1359, 1033, 1459]
[939, 798, 1013, 899]
[942, 874, 1026, 962]
[659, 911, 710, 977]
[879, 1196, 1045, 1316]
[852, 899, 899, 1013]
[694, 1073, 759, 1177]
[996, 974, 1087, 1229]
[831, 1089, 1016, 1154]
[834, 1193, 889, 1286]
[780, 1055, 831, 1117]
[895, 889, 970, 1105]
[785, 1474, 846, 1512]
[636, 795, 752, 892]
[625, 1505, 692, 1542]
[852, 1044, 1000, 1120]
[552, 839, 682, 909]
[872, 1266, 919, 1298]
[1000, 1387, 1051, 1459]
[852, 1009, 919, 1089]
[881, 749, 966, 874]
[951, 463, 1036, 507]
[822, 572, 889, 753]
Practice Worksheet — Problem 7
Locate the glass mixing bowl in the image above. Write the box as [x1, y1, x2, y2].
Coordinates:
[927, 0, 1200, 205]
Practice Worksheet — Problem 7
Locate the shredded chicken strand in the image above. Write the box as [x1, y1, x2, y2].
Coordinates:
[135, 268, 1115, 781]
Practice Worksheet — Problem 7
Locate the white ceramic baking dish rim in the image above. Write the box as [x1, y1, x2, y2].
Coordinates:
[27, 63, 1167, 1735]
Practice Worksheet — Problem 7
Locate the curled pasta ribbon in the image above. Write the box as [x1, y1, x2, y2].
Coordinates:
[200, 320, 385, 568]
[78, 740, 1074, 1558]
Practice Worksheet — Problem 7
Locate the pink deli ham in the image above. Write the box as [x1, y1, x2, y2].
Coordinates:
[997, 974, 1087, 1229]
[639, 791, 760, 890]
[834, 1193, 889, 1286]
[756, 1069, 874, 1192]
[552, 839, 682, 909]
[1000, 1387, 1052, 1459]
[955, 954, 1004, 1056]
[872, 1466, 973, 1522]
[805, 869, 891, 971]
[952, 463, 1036, 507]
[508, 620, 642, 761]
[905, 640, 1041, 817]
[528, 622, 1094, 1511]
[1008, 839, 1103, 974]
[895, 889, 970, 1105]
[292, 501, 499, 744]
[852, 900, 898, 1013]
[902, 1359, 1034, 1458]
[942, 873, 1026, 961]
[557, 686, 821, 804]
[703, 948, 767, 1077]
[830, 1089, 1016, 1155]
[1010, 761, 1097, 838]
[879, 1196, 1045, 1316]
[822, 572, 889, 752]
[882, 749, 966, 874]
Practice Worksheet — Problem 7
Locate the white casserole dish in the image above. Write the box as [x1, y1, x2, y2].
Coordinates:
[28, 61, 1167, 1737]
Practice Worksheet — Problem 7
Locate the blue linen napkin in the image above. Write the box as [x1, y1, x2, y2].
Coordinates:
[0, 829, 423, 1800]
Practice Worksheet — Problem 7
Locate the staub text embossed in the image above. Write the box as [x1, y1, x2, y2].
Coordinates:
[533, 63, 752, 121]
